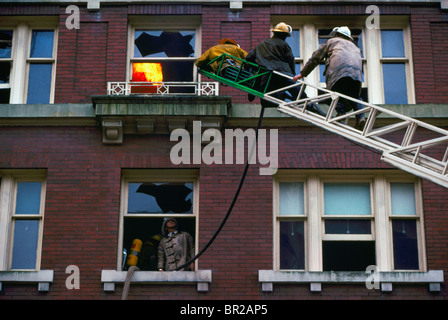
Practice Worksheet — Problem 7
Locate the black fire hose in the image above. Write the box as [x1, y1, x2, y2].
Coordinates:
[175, 106, 266, 271]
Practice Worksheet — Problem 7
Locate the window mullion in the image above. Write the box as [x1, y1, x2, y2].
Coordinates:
[9, 23, 28, 103]
[0, 175, 13, 270]
[373, 176, 392, 271]
[364, 27, 383, 104]
[302, 24, 319, 98]
[307, 176, 322, 271]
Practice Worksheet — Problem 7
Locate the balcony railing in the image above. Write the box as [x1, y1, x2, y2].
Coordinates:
[107, 81, 220, 96]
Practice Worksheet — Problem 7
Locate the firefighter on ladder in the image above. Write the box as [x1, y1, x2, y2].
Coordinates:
[195, 38, 248, 76]
[246, 22, 326, 116]
[293, 26, 366, 130]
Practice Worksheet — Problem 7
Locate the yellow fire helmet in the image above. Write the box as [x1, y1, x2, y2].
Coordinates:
[270, 22, 292, 36]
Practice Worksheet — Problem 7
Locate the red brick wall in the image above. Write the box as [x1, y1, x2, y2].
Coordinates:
[47, 3, 448, 104]
[55, 6, 128, 103]
[410, 6, 448, 103]
[0, 125, 447, 299]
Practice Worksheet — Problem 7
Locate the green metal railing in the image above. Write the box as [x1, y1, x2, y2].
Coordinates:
[197, 53, 273, 98]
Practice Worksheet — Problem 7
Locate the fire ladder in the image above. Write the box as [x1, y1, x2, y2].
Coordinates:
[198, 53, 448, 189]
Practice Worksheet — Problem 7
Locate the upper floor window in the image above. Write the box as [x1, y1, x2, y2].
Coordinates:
[274, 171, 425, 273]
[128, 16, 200, 93]
[0, 171, 46, 271]
[0, 18, 58, 104]
[273, 16, 414, 105]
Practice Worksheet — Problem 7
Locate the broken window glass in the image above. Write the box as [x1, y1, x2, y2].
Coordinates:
[123, 180, 195, 271]
[128, 182, 194, 214]
[134, 30, 196, 58]
[132, 30, 196, 84]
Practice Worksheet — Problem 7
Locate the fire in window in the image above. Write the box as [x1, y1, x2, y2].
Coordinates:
[130, 30, 197, 94]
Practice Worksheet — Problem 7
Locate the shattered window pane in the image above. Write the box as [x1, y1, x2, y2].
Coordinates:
[134, 30, 196, 58]
[0, 30, 13, 58]
[128, 182, 194, 213]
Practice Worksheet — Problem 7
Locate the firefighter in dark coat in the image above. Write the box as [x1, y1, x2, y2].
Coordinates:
[246, 22, 325, 116]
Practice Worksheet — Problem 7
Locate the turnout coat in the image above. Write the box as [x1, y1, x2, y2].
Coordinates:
[300, 36, 363, 90]
[157, 218, 195, 271]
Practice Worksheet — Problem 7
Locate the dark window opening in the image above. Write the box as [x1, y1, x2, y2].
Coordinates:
[323, 241, 376, 271]
[123, 217, 195, 271]
[280, 221, 305, 270]
[0, 88, 10, 104]
[392, 219, 419, 270]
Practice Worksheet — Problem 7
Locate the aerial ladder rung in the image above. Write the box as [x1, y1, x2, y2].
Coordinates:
[198, 53, 448, 188]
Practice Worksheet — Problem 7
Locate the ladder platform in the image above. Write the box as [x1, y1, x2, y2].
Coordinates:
[198, 53, 448, 188]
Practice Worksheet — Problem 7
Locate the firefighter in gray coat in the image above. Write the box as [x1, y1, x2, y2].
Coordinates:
[158, 218, 195, 271]
[294, 26, 366, 130]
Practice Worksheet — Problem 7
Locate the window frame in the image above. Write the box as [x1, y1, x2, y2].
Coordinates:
[0, 17, 58, 104]
[0, 170, 47, 271]
[127, 16, 201, 83]
[272, 15, 415, 105]
[118, 169, 199, 271]
[377, 25, 414, 104]
[273, 170, 426, 273]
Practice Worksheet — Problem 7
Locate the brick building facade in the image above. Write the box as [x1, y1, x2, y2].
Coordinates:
[0, 0, 447, 302]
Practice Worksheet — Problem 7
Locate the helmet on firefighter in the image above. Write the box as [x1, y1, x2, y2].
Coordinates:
[333, 26, 354, 41]
[270, 22, 292, 37]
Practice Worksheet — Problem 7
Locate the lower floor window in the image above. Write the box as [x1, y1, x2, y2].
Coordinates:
[275, 171, 425, 272]
[119, 170, 198, 271]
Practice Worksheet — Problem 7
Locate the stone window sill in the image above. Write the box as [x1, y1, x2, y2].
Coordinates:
[258, 270, 444, 292]
[101, 270, 212, 292]
[0, 270, 54, 292]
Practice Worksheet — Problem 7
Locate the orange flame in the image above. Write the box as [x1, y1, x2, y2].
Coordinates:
[132, 63, 163, 82]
